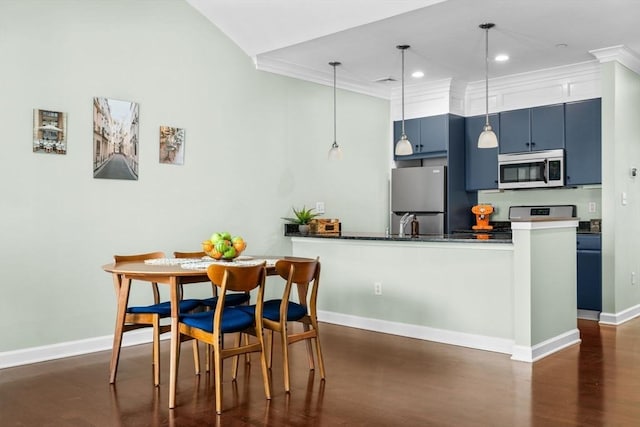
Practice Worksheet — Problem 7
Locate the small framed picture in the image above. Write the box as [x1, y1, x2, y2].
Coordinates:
[33, 109, 67, 155]
[159, 126, 185, 165]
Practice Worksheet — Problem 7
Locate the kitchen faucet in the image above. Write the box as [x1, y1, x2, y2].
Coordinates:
[398, 213, 412, 237]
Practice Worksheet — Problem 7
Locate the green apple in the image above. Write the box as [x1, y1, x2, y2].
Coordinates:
[220, 231, 232, 241]
[210, 232, 222, 243]
[223, 247, 236, 259]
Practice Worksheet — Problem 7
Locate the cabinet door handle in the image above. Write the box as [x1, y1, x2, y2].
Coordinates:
[525, 142, 530, 147]
[531, 142, 536, 147]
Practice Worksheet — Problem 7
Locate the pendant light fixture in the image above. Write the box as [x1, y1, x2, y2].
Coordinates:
[478, 23, 498, 148]
[395, 45, 413, 156]
[328, 61, 343, 160]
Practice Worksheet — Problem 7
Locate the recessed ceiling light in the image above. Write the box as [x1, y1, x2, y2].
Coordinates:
[494, 54, 509, 62]
[556, 43, 568, 48]
[411, 71, 424, 78]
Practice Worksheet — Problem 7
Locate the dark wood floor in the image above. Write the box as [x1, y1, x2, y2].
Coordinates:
[2, 319, 640, 426]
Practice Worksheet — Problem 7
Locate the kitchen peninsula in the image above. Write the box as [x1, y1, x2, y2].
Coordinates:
[288, 218, 579, 362]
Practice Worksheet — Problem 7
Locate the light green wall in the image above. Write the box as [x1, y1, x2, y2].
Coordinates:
[601, 62, 640, 314]
[0, 0, 390, 352]
[479, 187, 602, 221]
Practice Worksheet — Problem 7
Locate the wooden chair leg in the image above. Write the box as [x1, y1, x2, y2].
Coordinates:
[281, 327, 291, 393]
[214, 338, 224, 415]
[205, 344, 211, 372]
[258, 336, 272, 401]
[266, 330, 274, 369]
[192, 340, 200, 375]
[303, 323, 315, 370]
[232, 333, 242, 380]
[311, 321, 326, 380]
[152, 318, 160, 387]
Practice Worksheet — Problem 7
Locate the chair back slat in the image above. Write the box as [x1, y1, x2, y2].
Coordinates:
[173, 251, 206, 259]
[276, 258, 318, 285]
[207, 263, 266, 293]
[114, 251, 164, 263]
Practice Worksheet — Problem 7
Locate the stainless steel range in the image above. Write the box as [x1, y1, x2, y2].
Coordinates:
[508, 205, 576, 221]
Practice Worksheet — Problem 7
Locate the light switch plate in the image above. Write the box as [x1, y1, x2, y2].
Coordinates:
[316, 202, 325, 214]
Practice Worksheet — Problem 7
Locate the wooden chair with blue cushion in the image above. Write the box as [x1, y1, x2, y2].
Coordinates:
[170, 262, 271, 414]
[238, 257, 325, 392]
[111, 251, 203, 386]
[173, 250, 251, 373]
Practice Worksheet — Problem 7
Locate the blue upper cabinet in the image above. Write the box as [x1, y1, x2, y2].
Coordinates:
[465, 114, 499, 191]
[499, 104, 565, 153]
[393, 114, 449, 160]
[420, 115, 448, 154]
[565, 98, 602, 186]
[498, 108, 530, 153]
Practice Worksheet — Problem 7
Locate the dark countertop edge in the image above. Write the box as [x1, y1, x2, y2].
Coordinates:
[285, 232, 513, 244]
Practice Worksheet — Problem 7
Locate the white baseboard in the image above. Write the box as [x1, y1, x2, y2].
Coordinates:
[599, 303, 640, 325]
[317, 310, 515, 355]
[510, 328, 581, 362]
[1, 310, 595, 370]
[0, 329, 154, 370]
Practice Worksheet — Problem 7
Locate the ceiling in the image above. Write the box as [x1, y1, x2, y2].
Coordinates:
[186, 0, 640, 98]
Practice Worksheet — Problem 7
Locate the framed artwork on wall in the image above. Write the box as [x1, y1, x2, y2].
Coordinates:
[33, 109, 67, 155]
[159, 126, 185, 165]
[92, 97, 139, 180]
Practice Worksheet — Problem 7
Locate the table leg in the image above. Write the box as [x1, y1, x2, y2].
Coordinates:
[169, 276, 180, 409]
[109, 275, 131, 384]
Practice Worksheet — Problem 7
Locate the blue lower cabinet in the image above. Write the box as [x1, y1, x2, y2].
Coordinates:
[577, 234, 602, 311]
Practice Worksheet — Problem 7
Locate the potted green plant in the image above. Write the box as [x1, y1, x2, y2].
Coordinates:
[282, 206, 321, 235]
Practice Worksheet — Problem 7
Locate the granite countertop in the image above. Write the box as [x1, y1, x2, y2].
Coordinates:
[285, 231, 513, 243]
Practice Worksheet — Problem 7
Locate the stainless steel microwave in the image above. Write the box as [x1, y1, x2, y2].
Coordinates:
[498, 149, 564, 189]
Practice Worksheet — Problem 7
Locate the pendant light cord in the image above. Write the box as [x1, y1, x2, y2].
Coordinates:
[485, 26, 489, 127]
[333, 63, 337, 144]
[396, 45, 410, 137]
[401, 48, 406, 136]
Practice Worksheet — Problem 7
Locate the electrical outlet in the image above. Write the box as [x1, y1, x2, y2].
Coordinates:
[316, 202, 325, 214]
[632, 272, 637, 285]
[588, 202, 596, 213]
[374, 282, 382, 295]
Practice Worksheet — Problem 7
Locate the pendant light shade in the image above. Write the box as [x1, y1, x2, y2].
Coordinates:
[478, 23, 498, 149]
[328, 61, 343, 160]
[395, 45, 413, 156]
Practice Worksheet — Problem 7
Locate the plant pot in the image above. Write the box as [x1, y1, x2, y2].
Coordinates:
[298, 224, 310, 235]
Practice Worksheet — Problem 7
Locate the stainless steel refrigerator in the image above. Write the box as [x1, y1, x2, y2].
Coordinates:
[391, 166, 446, 235]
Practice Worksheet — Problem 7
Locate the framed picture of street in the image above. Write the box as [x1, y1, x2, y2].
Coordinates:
[33, 109, 67, 155]
[159, 126, 185, 165]
[93, 97, 139, 180]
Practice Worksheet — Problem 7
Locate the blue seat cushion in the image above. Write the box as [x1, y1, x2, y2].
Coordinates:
[127, 298, 202, 316]
[238, 299, 307, 322]
[180, 307, 254, 334]
[200, 293, 250, 308]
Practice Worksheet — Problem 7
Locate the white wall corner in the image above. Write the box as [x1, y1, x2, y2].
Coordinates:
[590, 45, 640, 76]
[599, 303, 640, 325]
[511, 328, 581, 363]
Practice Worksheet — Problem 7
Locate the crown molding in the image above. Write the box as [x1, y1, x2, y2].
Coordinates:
[464, 61, 601, 116]
[254, 55, 392, 99]
[590, 45, 640, 75]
